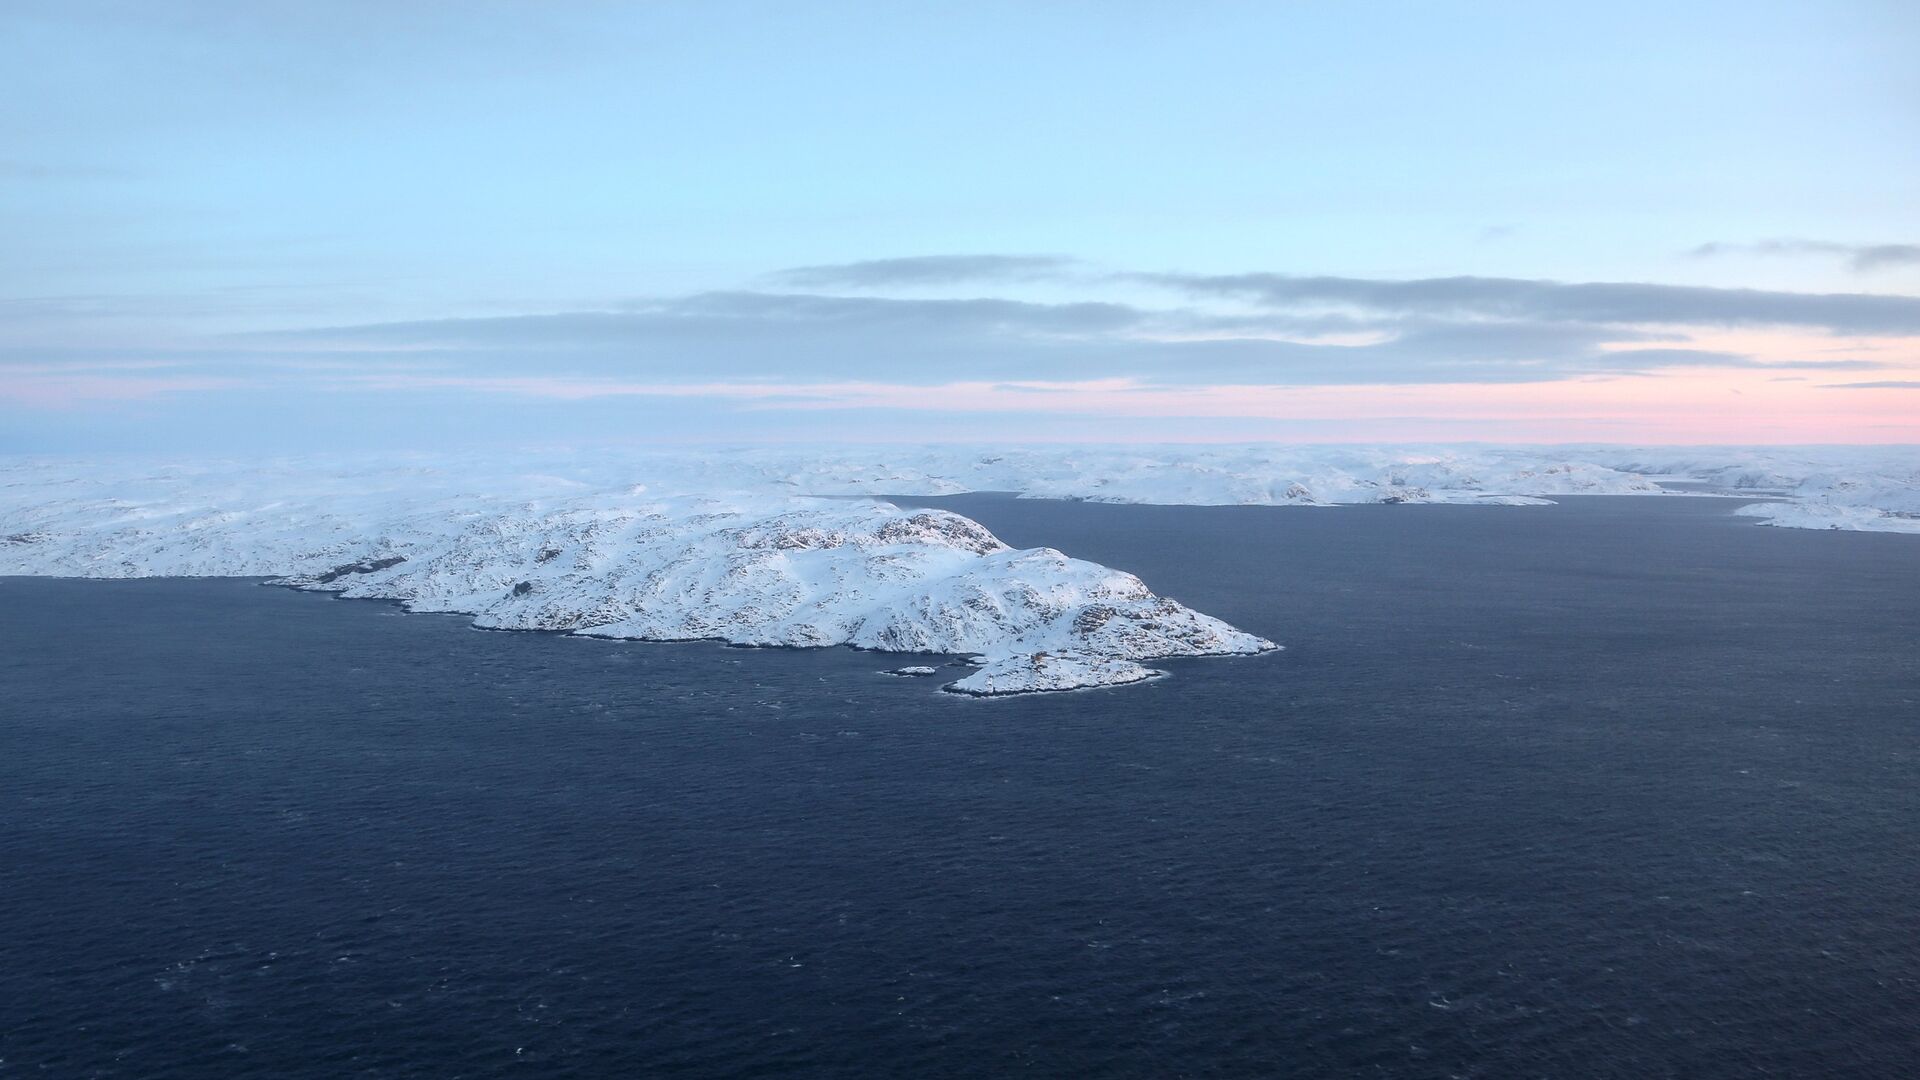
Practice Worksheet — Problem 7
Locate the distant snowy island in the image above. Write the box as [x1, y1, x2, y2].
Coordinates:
[2, 445, 1914, 694]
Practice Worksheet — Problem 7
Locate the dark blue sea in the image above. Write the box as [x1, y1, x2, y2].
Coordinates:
[3, 495, 1917, 1078]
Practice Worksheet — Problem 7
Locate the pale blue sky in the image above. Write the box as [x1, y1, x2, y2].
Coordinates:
[4, 1, 1917, 450]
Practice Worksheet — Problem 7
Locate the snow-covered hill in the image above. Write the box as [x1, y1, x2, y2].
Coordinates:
[0, 471, 1273, 695]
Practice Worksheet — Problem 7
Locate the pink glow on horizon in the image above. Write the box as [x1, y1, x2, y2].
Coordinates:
[330, 369, 1920, 444]
[7, 358, 1917, 444]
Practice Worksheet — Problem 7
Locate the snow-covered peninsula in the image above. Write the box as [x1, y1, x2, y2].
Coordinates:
[0, 467, 1274, 695]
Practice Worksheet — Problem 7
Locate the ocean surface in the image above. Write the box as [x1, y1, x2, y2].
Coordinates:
[3, 495, 1917, 1078]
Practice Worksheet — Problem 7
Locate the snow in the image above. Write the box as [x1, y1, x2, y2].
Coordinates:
[8, 444, 1911, 528]
[2, 444, 1915, 692]
[0, 463, 1275, 695]
[946, 651, 1165, 696]
[1552, 447, 1920, 533]
[1730, 501, 1920, 534]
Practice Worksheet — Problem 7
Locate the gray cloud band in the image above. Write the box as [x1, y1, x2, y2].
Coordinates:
[1129, 272, 1920, 335]
[1689, 239, 1920, 274]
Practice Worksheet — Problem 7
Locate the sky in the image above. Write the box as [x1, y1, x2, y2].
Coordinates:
[3, 0, 1918, 452]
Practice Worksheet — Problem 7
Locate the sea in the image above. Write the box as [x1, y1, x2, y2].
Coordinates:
[2, 494, 1917, 1078]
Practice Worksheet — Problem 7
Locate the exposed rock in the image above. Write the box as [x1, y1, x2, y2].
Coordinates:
[307, 556, 406, 585]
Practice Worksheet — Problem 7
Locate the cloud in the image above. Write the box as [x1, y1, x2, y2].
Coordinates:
[271, 291, 1143, 349]
[1133, 272, 1920, 334]
[15, 260, 1919, 418]
[1818, 380, 1920, 389]
[1688, 239, 1920, 274]
[247, 292, 1167, 383]
[251, 291, 1794, 388]
[659, 290, 1132, 333]
[1711, 357, 1886, 370]
[1850, 247, 1920, 273]
[768, 255, 1077, 288]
